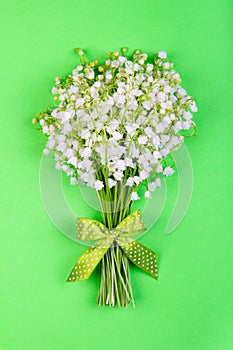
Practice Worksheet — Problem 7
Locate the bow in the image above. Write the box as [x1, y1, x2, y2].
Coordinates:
[67, 210, 158, 282]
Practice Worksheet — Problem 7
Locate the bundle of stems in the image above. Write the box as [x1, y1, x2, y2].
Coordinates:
[96, 167, 136, 307]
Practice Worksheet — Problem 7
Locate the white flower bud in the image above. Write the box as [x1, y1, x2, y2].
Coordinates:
[94, 180, 104, 191]
[131, 192, 140, 201]
[158, 51, 167, 59]
[144, 191, 151, 198]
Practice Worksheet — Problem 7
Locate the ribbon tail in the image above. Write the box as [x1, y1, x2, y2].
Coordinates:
[67, 237, 114, 282]
[119, 238, 158, 280]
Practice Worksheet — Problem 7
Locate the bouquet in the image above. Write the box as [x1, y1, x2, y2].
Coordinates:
[32, 47, 198, 307]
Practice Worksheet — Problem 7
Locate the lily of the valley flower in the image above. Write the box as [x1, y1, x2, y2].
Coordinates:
[37, 48, 197, 200]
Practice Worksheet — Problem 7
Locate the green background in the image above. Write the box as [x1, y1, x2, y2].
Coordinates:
[1, 0, 232, 349]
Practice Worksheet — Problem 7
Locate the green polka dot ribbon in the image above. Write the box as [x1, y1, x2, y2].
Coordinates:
[67, 210, 158, 282]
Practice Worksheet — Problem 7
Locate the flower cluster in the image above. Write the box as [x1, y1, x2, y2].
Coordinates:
[34, 48, 197, 200]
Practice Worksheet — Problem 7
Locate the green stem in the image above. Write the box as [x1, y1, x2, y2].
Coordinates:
[96, 170, 134, 307]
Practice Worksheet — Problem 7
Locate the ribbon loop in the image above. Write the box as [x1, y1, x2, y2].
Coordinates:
[76, 218, 107, 241]
[115, 210, 146, 236]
